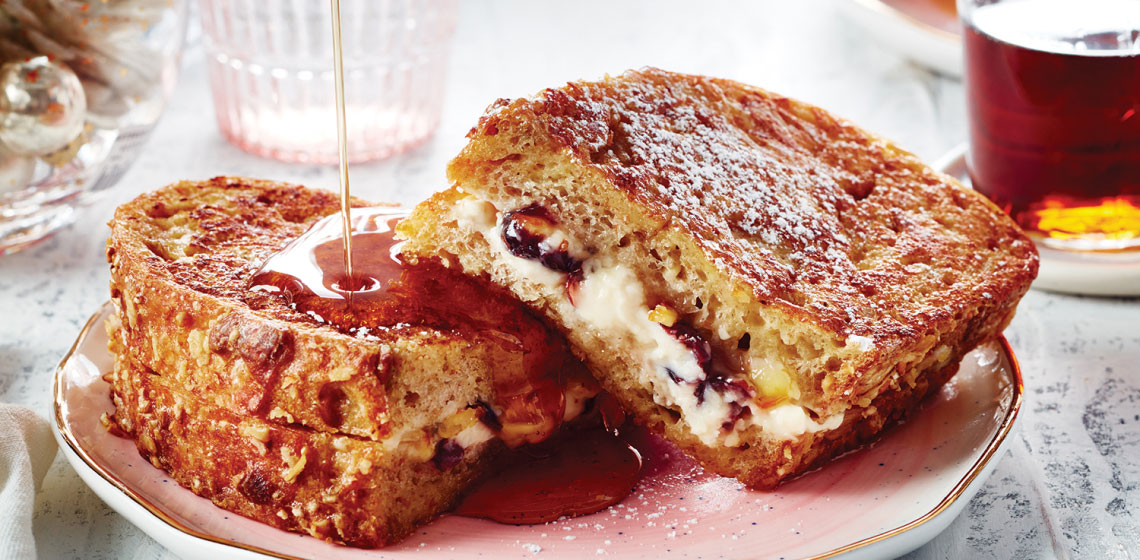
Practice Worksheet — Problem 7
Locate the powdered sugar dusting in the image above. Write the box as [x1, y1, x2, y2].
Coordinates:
[535, 70, 880, 330]
[489, 68, 1037, 342]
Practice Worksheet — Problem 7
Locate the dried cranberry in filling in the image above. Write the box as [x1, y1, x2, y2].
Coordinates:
[697, 372, 754, 405]
[501, 205, 582, 273]
[565, 269, 585, 305]
[541, 247, 582, 275]
[662, 321, 755, 410]
[722, 401, 752, 431]
[432, 439, 464, 470]
[500, 205, 550, 260]
[706, 374, 752, 400]
[663, 323, 712, 368]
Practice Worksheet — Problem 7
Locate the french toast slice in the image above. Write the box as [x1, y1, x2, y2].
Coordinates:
[108, 177, 593, 445]
[106, 178, 600, 545]
[398, 68, 1039, 488]
[105, 322, 496, 547]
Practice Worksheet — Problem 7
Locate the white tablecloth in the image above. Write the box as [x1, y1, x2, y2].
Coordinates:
[3, 1, 1137, 558]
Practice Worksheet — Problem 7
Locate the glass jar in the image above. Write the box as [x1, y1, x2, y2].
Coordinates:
[0, 0, 189, 254]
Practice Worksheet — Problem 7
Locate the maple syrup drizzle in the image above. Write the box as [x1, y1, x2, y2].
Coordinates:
[330, 0, 355, 289]
[247, 207, 405, 325]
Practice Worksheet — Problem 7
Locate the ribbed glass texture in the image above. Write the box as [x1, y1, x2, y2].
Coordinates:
[199, 0, 456, 164]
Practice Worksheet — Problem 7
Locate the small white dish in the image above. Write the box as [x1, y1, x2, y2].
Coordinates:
[54, 302, 1023, 560]
[937, 144, 1140, 297]
[836, 0, 962, 76]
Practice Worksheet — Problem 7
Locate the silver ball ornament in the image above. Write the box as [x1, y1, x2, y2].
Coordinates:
[0, 56, 87, 157]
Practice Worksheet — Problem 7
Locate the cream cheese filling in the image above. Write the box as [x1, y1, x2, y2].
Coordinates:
[454, 196, 843, 446]
[453, 421, 495, 450]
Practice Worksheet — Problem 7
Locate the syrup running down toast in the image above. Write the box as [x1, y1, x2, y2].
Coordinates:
[398, 68, 1039, 488]
[105, 178, 602, 546]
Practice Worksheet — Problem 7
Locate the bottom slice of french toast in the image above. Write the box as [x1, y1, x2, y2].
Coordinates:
[106, 328, 501, 547]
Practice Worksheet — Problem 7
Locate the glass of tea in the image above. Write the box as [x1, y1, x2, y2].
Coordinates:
[960, 0, 1140, 251]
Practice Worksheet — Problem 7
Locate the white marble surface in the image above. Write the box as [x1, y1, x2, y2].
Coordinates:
[2, 0, 1137, 558]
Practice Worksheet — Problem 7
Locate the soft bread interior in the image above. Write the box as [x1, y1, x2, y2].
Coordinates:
[398, 186, 976, 487]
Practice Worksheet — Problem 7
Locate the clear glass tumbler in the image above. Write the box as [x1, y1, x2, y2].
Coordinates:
[960, 0, 1140, 251]
[199, 0, 457, 165]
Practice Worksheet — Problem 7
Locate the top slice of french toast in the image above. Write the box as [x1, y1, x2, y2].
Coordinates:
[108, 177, 589, 444]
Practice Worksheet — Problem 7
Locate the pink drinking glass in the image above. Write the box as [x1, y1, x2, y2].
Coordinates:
[199, 0, 458, 164]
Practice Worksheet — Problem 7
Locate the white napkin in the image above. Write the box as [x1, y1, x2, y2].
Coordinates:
[0, 404, 57, 560]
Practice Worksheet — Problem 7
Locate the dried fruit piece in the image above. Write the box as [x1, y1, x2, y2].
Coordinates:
[500, 205, 582, 273]
[469, 401, 502, 432]
[663, 322, 712, 368]
[431, 439, 464, 470]
[565, 269, 584, 306]
[755, 368, 792, 408]
[648, 304, 678, 327]
[438, 408, 480, 439]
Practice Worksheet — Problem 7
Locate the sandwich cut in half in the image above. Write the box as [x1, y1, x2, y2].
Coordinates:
[105, 178, 600, 546]
[398, 68, 1039, 488]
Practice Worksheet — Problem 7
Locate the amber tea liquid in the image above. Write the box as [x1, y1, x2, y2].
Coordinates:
[964, 0, 1140, 250]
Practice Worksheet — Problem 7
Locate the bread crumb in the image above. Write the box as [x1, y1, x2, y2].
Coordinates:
[268, 407, 295, 423]
[281, 446, 308, 483]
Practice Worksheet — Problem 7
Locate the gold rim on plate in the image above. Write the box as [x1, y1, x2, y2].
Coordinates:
[54, 301, 1023, 560]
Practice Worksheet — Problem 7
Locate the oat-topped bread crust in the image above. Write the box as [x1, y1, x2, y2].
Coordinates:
[107, 177, 598, 545]
[399, 68, 1038, 487]
[109, 177, 396, 439]
[106, 343, 496, 548]
[108, 177, 584, 443]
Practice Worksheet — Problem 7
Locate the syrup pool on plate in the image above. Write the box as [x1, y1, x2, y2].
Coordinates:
[963, 0, 1140, 250]
[454, 400, 642, 525]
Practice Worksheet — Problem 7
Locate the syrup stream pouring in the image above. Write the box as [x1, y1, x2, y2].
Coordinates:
[330, 0, 356, 291]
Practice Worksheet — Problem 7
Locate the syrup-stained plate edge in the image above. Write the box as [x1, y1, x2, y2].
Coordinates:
[937, 143, 1140, 296]
[837, 0, 962, 76]
[54, 301, 1023, 560]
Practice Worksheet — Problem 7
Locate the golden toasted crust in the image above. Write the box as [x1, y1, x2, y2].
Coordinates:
[108, 177, 543, 442]
[106, 346, 497, 547]
[399, 68, 1037, 488]
[106, 178, 600, 546]
[108, 177, 394, 438]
